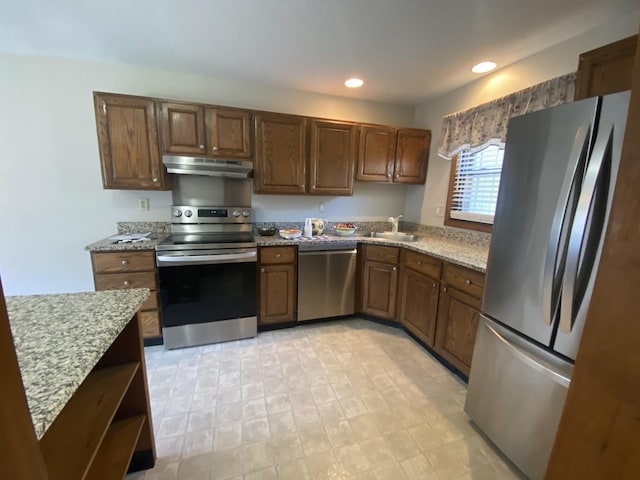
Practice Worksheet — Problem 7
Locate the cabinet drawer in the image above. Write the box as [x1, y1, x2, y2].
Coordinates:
[92, 251, 156, 274]
[403, 250, 441, 280]
[443, 263, 485, 299]
[365, 245, 399, 264]
[94, 272, 157, 291]
[139, 310, 161, 337]
[259, 246, 297, 265]
[140, 291, 159, 311]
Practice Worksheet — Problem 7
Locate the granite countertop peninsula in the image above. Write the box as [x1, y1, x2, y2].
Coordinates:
[5, 288, 150, 439]
[257, 233, 489, 272]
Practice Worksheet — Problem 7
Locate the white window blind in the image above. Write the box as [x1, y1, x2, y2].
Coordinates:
[450, 145, 504, 224]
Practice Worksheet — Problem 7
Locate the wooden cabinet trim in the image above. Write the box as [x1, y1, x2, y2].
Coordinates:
[364, 245, 400, 264]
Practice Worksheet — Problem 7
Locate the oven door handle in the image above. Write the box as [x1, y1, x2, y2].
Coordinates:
[157, 251, 257, 266]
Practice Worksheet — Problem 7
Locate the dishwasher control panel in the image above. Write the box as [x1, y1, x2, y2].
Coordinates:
[298, 241, 358, 252]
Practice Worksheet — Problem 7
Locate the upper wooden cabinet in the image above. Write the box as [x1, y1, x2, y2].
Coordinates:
[93, 92, 167, 190]
[160, 102, 253, 158]
[575, 35, 637, 100]
[357, 126, 430, 184]
[254, 112, 307, 194]
[309, 119, 358, 195]
[159, 102, 207, 154]
[206, 107, 252, 158]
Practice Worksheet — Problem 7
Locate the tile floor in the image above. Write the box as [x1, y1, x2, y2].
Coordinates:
[127, 318, 525, 480]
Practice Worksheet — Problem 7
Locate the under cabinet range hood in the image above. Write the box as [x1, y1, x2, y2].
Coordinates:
[162, 155, 253, 178]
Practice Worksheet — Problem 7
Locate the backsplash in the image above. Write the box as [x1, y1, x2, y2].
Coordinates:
[402, 221, 491, 246]
[117, 221, 171, 234]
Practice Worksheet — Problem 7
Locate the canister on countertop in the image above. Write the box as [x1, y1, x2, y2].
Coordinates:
[304, 218, 313, 238]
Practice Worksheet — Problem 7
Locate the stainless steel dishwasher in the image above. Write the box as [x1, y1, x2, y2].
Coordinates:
[297, 242, 358, 322]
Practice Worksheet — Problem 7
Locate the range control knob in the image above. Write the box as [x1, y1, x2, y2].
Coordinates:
[242, 210, 250, 217]
[233, 210, 241, 217]
[173, 209, 182, 217]
[184, 210, 193, 218]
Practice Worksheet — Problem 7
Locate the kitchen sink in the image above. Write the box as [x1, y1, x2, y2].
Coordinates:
[370, 231, 418, 242]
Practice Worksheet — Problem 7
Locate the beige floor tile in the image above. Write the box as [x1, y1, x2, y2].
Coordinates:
[181, 429, 213, 459]
[242, 381, 265, 400]
[242, 417, 270, 444]
[359, 391, 388, 413]
[211, 445, 244, 478]
[293, 406, 322, 428]
[213, 423, 242, 451]
[155, 435, 184, 462]
[298, 425, 332, 455]
[428, 414, 466, 444]
[340, 396, 368, 418]
[400, 454, 440, 480]
[408, 422, 444, 452]
[268, 411, 297, 436]
[177, 452, 212, 480]
[242, 398, 267, 420]
[332, 381, 356, 399]
[370, 410, 403, 435]
[243, 440, 275, 473]
[289, 390, 316, 410]
[349, 412, 382, 441]
[265, 393, 291, 415]
[386, 429, 421, 461]
[271, 432, 303, 465]
[215, 402, 243, 425]
[317, 400, 346, 423]
[303, 449, 339, 479]
[424, 441, 471, 478]
[244, 466, 277, 480]
[324, 419, 356, 448]
[157, 414, 188, 439]
[374, 462, 409, 480]
[187, 410, 215, 433]
[310, 384, 337, 404]
[276, 458, 310, 480]
[333, 443, 371, 476]
[360, 436, 397, 468]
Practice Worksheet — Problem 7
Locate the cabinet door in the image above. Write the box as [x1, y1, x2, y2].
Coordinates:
[93, 92, 165, 190]
[159, 102, 207, 154]
[398, 269, 439, 346]
[356, 125, 397, 182]
[259, 264, 296, 324]
[309, 119, 358, 195]
[254, 112, 307, 194]
[435, 286, 481, 376]
[205, 107, 252, 158]
[393, 128, 431, 184]
[362, 260, 398, 320]
[575, 35, 637, 100]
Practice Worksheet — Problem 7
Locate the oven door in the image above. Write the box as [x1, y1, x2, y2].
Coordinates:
[157, 249, 257, 348]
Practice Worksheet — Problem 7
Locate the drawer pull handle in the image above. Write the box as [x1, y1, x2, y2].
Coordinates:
[121, 260, 129, 266]
[123, 280, 130, 286]
[260, 268, 266, 273]
[465, 279, 472, 285]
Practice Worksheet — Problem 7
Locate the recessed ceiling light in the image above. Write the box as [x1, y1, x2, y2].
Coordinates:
[345, 78, 364, 88]
[472, 61, 497, 74]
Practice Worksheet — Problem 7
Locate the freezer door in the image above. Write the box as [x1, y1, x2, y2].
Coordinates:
[554, 91, 629, 359]
[465, 316, 572, 479]
[483, 98, 598, 346]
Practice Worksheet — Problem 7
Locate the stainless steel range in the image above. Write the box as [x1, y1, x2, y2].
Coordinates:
[156, 205, 257, 349]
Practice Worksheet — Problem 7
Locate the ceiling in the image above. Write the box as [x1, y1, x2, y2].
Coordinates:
[0, 0, 637, 105]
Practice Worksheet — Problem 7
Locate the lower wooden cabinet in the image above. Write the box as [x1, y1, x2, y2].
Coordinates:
[360, 245, 399, 320]
[258, 246, 297, 325]
[434, 263, 485, 376]
[90, 250, 162, 339]
[397, 250, 442, 347]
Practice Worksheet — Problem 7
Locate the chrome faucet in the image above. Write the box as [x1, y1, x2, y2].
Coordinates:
[388, 215, 403, 233]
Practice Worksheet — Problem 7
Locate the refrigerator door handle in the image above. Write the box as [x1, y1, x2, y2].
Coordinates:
[542, 125, 591, 326]
[560, 122, 614, 334]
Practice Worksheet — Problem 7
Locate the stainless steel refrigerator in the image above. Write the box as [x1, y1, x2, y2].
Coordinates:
[465, 91, 630, 479]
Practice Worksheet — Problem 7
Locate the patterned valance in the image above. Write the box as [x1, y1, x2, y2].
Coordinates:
[437, 72, 577, 159]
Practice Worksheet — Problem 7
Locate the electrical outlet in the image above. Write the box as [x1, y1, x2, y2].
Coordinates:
[138, 197, 149, 211]
[435, 205, 444, 217]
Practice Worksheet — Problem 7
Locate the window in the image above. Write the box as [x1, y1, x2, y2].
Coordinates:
[445, 144, 504, 232]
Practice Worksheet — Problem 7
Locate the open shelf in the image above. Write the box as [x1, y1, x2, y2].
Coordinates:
[85, 415, 146, 480]
[39, 362, 140, 480]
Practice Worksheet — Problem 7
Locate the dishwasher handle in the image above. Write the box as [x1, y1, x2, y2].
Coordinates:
[298, 249, 357, 256]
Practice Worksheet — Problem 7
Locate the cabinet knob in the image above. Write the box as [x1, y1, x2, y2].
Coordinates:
[417, 261, 422, 265]
[275, 254, 281, 258]
[260, 268, 266, 273]
[123, 280, 130, 286]
[152, 178, 158, 183]
[387, 173, 392, 178]
[392, 267, 397, 271]
[200, 144, 205, 149]
[432, 283, 436, 288]
[212, 146, 218, 151]
[443, 287, 447, 292]
[465, 279, 471, 285]
[121, 260, 129, 266]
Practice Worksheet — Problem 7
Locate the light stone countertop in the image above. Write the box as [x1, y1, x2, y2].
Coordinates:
[5, 289, 150, 439]
[257, 233, 489, 272]
[85, 233, 170, 251]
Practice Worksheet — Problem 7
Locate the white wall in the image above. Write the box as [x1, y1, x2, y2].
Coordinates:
[0, 54, 413, 295]
[407, 13, 639, 226]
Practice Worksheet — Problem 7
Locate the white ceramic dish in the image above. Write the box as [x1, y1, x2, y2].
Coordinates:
[279, 229, 302, 239]
[335, 227, 357, 237]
